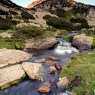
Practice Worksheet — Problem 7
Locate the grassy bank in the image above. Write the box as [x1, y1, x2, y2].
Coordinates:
[0, 25, 57, 49]
[61, 51, 95, 95]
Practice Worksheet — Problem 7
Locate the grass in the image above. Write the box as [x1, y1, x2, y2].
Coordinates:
[0, 25, 57, 49]
[61, 51, 95, 95]
[0, 37, 24, 49]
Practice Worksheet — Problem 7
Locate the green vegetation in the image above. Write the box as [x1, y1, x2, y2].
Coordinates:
[71, 17, 89, 29]
[61, 10, 73, 20]
[0, 25, 56, 49]
[21, 11, 35, 22]
[63, 35, 73, 42]
[55, 8, 65, 17]
[45, 16, 74, 31]
[43, 15, 51, 20]
[0, 37, 24, 49]
[44, 14, 89, 31]
[14, 25, 54, 39]
[61, 51, 95, 95]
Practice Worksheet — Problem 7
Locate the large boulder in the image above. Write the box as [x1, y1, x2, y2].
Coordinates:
[0, 64, 25, 89]
[24, 38, 58, 52]
[22, 62, 44, 80]
[0, 49, 31, 68]
[72, 34, 93, 51]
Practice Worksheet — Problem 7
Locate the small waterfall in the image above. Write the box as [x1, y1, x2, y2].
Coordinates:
[54, 39, 79, 55]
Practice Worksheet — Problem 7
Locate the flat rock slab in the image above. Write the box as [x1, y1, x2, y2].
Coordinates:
[0, 64, 25, 89]
[22, 62, 44, 80]
[0, 49, 31, 68]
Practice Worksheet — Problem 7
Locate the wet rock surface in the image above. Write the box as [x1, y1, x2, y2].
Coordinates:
[37, 82, 51, 93]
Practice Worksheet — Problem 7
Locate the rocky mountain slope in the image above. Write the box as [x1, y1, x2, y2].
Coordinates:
[0, 0, 95, 28]
[27, 0, 75, 10]
[27, 0, 95, 26]
[0, 0, 34, 29]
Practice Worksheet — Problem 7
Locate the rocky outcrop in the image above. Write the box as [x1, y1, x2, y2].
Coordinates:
[0, 49, 31, 67]
[0, 64, 25, 89]
[72, 34, 93, 51]
[22, 62, 44, 80]
[24, 38, 58, 52]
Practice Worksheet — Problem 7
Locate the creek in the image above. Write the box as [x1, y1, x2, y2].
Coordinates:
[0, 40, 78, 95]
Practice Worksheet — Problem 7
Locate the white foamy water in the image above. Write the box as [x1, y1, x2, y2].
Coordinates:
[54, 42, 79, 55]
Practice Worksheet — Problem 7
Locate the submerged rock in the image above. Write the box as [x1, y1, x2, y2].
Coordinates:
[44, 56, 59, 66]
[0, 49, 31, 68]
[38, 82, 51, 93]
[72, 34, 93, 51]
[22, 62, 44, 80]
[0, 64, 25, 89]
[47, 56, 59, 61]
[49, 66, 57, 74]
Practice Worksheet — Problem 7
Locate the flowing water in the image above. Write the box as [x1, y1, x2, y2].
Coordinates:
[0, 40, 78, 95]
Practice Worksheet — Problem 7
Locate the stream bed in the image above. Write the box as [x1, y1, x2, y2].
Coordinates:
[0, 41, 78, 95]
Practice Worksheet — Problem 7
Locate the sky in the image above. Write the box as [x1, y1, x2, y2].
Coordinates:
[11, 0, 32, 7]
[11, 0, 95, 7]
[75, 0, 95, 5]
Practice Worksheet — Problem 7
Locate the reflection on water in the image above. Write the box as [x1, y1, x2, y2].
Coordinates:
[0, 41, 78, 95]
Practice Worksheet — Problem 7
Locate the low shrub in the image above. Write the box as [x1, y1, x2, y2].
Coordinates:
[55, 8, 65, 17]
[43, 15, 51, 20]
[21, 11, 35, 20]
[46, 16, 74, 31]
[71, 18, 89, 29]
[13, 25, 46, 39]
